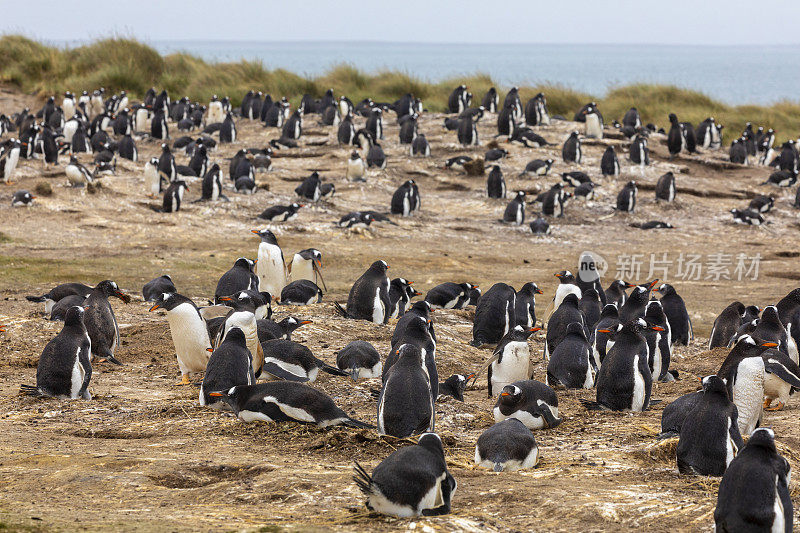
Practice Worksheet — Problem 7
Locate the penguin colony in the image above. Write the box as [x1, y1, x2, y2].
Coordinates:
[3, 83, 800, 530]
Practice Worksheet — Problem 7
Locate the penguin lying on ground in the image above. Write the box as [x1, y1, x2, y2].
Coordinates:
[659, 389, 703, 439]
[336, 340, 382, 380]
[475, 418, 539, 472]
[280, 280, 323, 305]
[354, 433, 456, 517]
[493, 380, 561, 429]
[260, 338, 347, 382]
[257, 316, 311, 342]
[210, 381, 372, 428]
[438, 373, 475, 401]
[26, 282, 94, 316]
[425, 282, 477, 310]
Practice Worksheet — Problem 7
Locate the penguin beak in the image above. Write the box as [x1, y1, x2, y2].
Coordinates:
[250, 229, 260, 235]
[651, 325, 665, 331]
[413, 290, 423, 297]
[219, 296, 232, 302]
[206, 347, 214, 352]
[535, 288, 543, 294]
[648, 279, 660, 289]
[624, 282, 635, 288]
[208, 391, 226, 397]
[762, 342, 779, 347]
[148, 303, 160, 311]
[529, 327, 542, 333]
[300, 320, 313, 325]
[553, 273, 561, 278]
[597, 329, 612, 334]
[0, 325, 5, 333]
[115, 290, 131, 303]
[500, 392, 510, 397]
[408, 280, 414, 285]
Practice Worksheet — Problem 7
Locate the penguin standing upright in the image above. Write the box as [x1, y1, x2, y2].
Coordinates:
[709, 301, 746, 349]
[502, 191, 526, 225]
[457, 114, 478, 146]
[553, 270, 582, 310]
[616, 180, 638, 212]
[655, 283, 692, 345]
[250, 228, 286, 299]
[487, 165, 506, 199]
[220, 112, 237, 143]
[385, 314, 438, 401]
[354, 433, 456, 517]
[714, 428, 792, 532]
[157, 144, 177, 183]
[388, 278, 419, 318]
[149, 292, 212, 384]
[151, 109, 168, 140]
[676, 375, 744, 476]
[600, 146, 619, 177]
[336, 260, 391, 324]
[162, 180, 187, 213]
[471, 283, 516, 347]
[629, 134, 650, 169]
[562, 132, 582, 164]
[547, 322, 594, 389]
[214, 257, 258, 303]
[515, 282, 542, 328]
[84, 280, 130, 365]
[545, 293, 585, 362]
[295, 171, 322, 201]
[485, 325, 539, 397]
[643, 300, 672, 381]
[118, 134, 137, 162]
[19, 306, 92, 400]
[411, 133, 431, 157]
[655, 171, 676, 202]
[475, 418, 539, 472]
[216, 292, 264, 377]
[583, 105, 603, 139]
[377, 344, 436, 437]
[592, 303, 619, 368]
[619, 281, 657, 322]
[390, 179, 420, 216]
[288, 248, 325, 289]
[200, 163, 225, 201]
[579, 288, 602, 330]
[1, 139, 21, 184]
[346, 150, 366, 181]
[493, 380, 561, 429]
[199, 327, 254, 409]
[142, 275, 176, 302]
[482, 87, 499, 113]
[667, 113, 685, 158]
[366, 108, 383, 140]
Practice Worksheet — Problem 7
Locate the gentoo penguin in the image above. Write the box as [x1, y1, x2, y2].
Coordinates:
[485, 325, 540, 397]
[259, 202, 303, 222]
[667, 113, 684, 158]
[337, 113, 356, 144]
[1, 138, 21, 184]
[365, 108, 383, 140]
[215, 292, 264, 377]
[198, 163, 225, 201]
[398, 113, 418, 144]
[475, 418, 539, 472]
[259, 338, 347, 382]
[541, 185, 570, 217]
[485, 148, 507, 162]
[655, 171, 676, 202]
[676, 375, 744, 476]
[11, 190, 35, 207]
[643, 300, 673, 381]
[280, 280, 323, 305]
[335, 260, 391, 324]
[49, 295, 87, 321]
[84, 280, 130, 365]
[619, 280, 657, 322]
[600, 146, 620, 177]
[251, 228, 287, 299]
[149, 292, 212, 384]
[763, 169, 798, 187]
[659, 390, 704, 438]
[502, 191, 526, 225]
[749, 194, 775, 213]
[709, 301, 746, 349]
[384, 315, 438, 401]
[288, 248, 325, 289]
[580, 288, 603, 330]
[156, 144, 177, 183]
[214, 257, 258, 303]
[515, 282, 543, 328]
[439, 373, 474, 401]
[295, 171, 322, 202]
[118, 134, 137, 162]
[219, 112, 237, 143]
[388, 278, 419, 318]
[729, 138, 749, 164]
[493, 380, 561, 429]
[199, 327, 254, 409]
[545, 292, 585, 362]
[714, 427, 792, 532]
[26, 282, 93, 316]
[717, 335, 780, 435]
[336, 340, 382, 379]
[151, 109, 168, 140]
[487, 165, 506, 199]
[616, 180, 638, 212]
[142, 275, 176, 302]
[448, 85, 469, 113]
[519, 159, 553, 177]
[576, 251, 606, 306]
[471, 283, 516, 347]
[730, 208, 765, 225]
[65, 155, 94, 186]
[553, 270, 582, 310]
[753, 306, 796, 360]
[777, 288, 800, 352]
[19, 306, 92, 400]
[377, 343, 436, 437]
[162, 180, 187, 213]
[629, 134, 650, 168]
[457, 113, 479, 146]
[256, 316, 309, 342]
[411, 133, 431, 157]
[524, 92, 549, 125]
[338, 211, 374, 229]
[393, 301, 435, 347]
[482, 87, 499, 113]
[354, 433, 456, 517]
[655, 283, 692, 345]
[547, 322, 594, 389]
[144, 157, 162, 196]
[425, 282, 476, 310]
[510, 126, 549, 148]
[346, 150, 366, 182]
[366, 142, 386, 169]
[562, 132, 582, 164]
[622, 107, 641, 129]
[582, 319, 656, 412]
[583, 105, 603, 138]
[390, 179, 420, 216]
[592, 303, 620, 368]
[761, 348, 800, 410]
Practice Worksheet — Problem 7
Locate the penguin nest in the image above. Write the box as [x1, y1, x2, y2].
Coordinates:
[629, 437, 679, 465]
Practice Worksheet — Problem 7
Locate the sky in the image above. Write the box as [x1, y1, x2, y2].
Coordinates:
[2, 0, 799, 45]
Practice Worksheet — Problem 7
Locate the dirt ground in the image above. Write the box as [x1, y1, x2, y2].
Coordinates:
[1, 85, 799, 532]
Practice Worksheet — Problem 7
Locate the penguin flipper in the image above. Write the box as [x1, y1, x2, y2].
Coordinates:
[540, 406, 562, 428]
[352, 461, 373, 496]
[343, 417, 375, 429]
[333, 301, 349, 318]
[261, 361, 309, 382]
[579, 398, 605, 411]
[764, 358, 800, 388]
[320, 362, 349, 377]
[19, 384, 43, 397]
[25, 295, 46, 302]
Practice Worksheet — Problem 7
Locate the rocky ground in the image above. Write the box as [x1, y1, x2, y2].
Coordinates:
[1, 85, 799, 532]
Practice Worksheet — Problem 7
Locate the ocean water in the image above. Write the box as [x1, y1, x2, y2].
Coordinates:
[146, 41, 800, 105]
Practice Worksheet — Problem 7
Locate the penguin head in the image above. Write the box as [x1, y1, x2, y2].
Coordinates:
[297, 248, 321, 266]
[440, 373, 473, 402]
[350, 150, 360, 160]
[95, 280, 131, 303]
[369, 260, 388, 274]
[521, 282, 542, 296]
[250, 228, 278, 245]
[208, 385, 242, 410]
[747, 427, 777, 451]
[63, 305, 86, 327]
[222, 326, 248, 347]
[566, 322, 587, 339]
[655, 283, 674, 296]
[281, 316, 312, 334]
[701, 375, 729, 397]
[554, 270, 575, 283]
[498, 385, 522, 405]
[233, 257, 256, 272]
[219, 290, 259, 313]
[510, 324, 540, 341]
[515, 191, 525, 201]
[600, 303, 619, 317]
[417, 433, 445, 456]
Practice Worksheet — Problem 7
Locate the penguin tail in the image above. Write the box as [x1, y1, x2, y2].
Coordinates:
[25, 295, 46, 302]
[343, 417, 375, 430]
[368, 387, 381, 399]
[321, 363, 349, 377]
[333, 301, 349, 318]
[657, 431, 679, 440]
[353, 461, 374, 496]
[98, 354, 123, 365]
[579, 398, 605, 411]
[19, 384, 42, 397]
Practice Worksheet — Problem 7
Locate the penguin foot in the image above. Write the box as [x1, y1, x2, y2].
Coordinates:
[175, 374, 191, 386]
[763, 398, 772, 409]
[765, 401, 785, 411]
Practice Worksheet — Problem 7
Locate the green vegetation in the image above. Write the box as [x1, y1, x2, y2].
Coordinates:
[1, 35, 799, 142]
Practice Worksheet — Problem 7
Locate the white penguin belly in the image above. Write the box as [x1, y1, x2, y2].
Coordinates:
[372, 287, 385, 324]
[764, 372, 791, 405]
[732, 357, 765, 435]
[491, 342, 529, 393]
[70, 346, 85, 399]
[167, 304, 212, 374]
[631, 355, 646, 412]
[290, 258, 315, 283]
[223, 312, 259, 363]
[725, 417, 737, 467]
[773, 478, 785, 533]
[553, 285, 581, 310]
[257, 243, 286, 298]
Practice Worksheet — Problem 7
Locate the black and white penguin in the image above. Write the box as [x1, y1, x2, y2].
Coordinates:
[398, 113, 418, 144]
[390, 179, 420, 216]
[659, 389, 704, 439]
[19, 306, 92, 400]
[714, 427, 792, 532]
[709, 302, 746, 349]
[336, 340, 382, 380]
[529, 217, 550, 235]
[84, 280, 130, 365]
[655, 283, 692, 346]
[366, 108, 383, 140]
[117, 134, 137, 162]
[149, 292, 213, 384]
[162, 180, 187, 213]
[367, 142, 387, 169]
[547, 322, 594, 389]
[439, 373, 473, 401]
[199, 327, 254, 409]
[294, 171, 322, 202]
[582, 319, 656, 412]
[487, 165, 506, 199]
[457, 114, 479, 146]
[763, 169, 798, 187]
[156, 143, 177, 183]
[354, 433, 456, 517]
[580, 288, 602, 331]
[256, 316, 309, 342]
[676, 375, 744, 476]
[654, 171, 676, 202]
[337, 113, 356, 145]
[335, 260, 391, 324]
[11, 190, 35, 207]
[629, 134, 650, 168]
[425, 282, 475, 310]
[493, 380, 561, 429]
[619, 280, 658, 322]
[486, 325, 539, 397]
[561, 171, 591, 187]
[151, 109, 168, 140]
[541, 184, 570, 217]
[471, 283, 516, 347]
[1, 138, 21, 184]
[214, 257, 258, 303]
[562, 131, 582, 164]
[748, 194, 775, 213]
[25, 282, 93, 316]
[214, 381, 371, 428]
[582, 105, 603, 138]
[388, 278, 420, 318]
[730, 208, 765, 225]
[502, 191, 526, 225]
[448, 85, 469, 113]
[553, 270, 582, 310]
[519, 158, 553, 177]
[730, 138, 749, 164]
[604, 279, 632, 308]
[667, 113, 685, 158]
[65, 155, 94, 186]
[219, 112, 237, 143]
[592, 303, 620, 368]
[257, 203, 302, 222]
[384, 314, 438, 401]
[378, 343, 436, 437]
[482, 87, 499, 113]
[475, 418, 539, 472]
[142, 275, 176, 302]
[259, 338, 347, 382]
[280, 280, 323, 305]
[515, 282, 542, 328]
[198, 163, 225, 201]
[616, 180, 638, 212]
[752, 306, 796, 360]
[600, 146, 620, 177]
[250, 228, 286, 299]
[345, 150, 366, 182]
[643, 300, 673, 381]
[411, 133, 431, 157]
[338, 211, 374, 229]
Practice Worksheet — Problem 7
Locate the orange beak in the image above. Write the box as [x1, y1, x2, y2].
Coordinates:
[250, 229, 260, 235]
[535, 288, 543, 294]
[762, 342, 779, 347]
[648, 279, 659, 289]
[597, 329, 611, 334]
[529, 327, 542, 333]
[206, 347, 214, 352]
[219, 296, 232, 302]
[300, 320, 313, 325]
[208, 392, 224, 397]
[149, 303, 160, 311]
[651, 326, 665, 331]
[500, 392, 510, 397]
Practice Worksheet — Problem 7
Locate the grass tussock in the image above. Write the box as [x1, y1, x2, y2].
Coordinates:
[1, 35, 799, 142]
